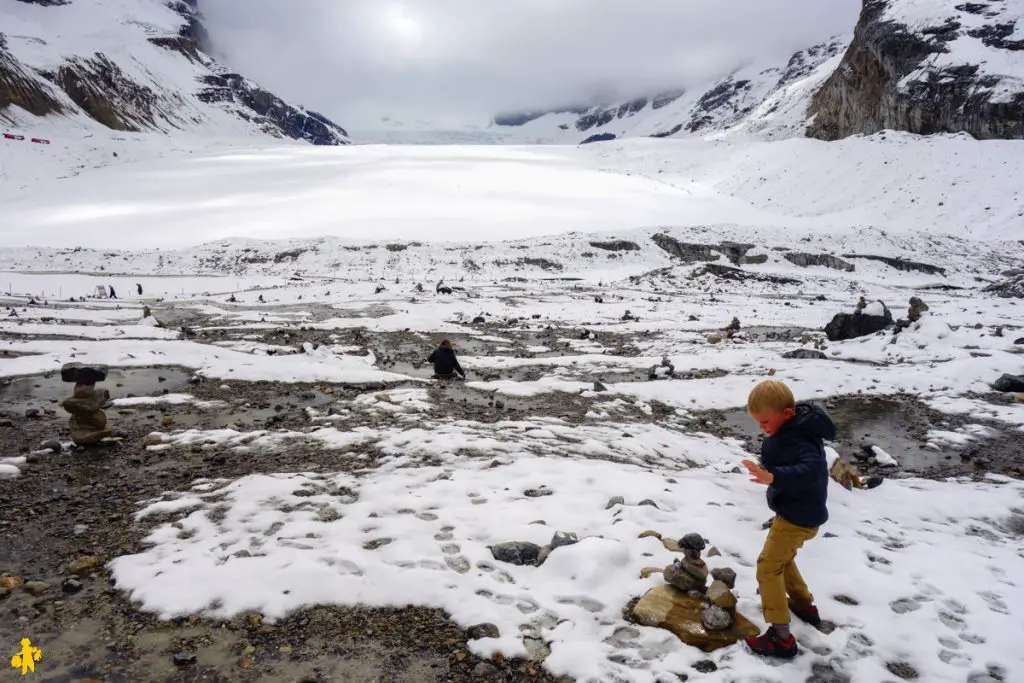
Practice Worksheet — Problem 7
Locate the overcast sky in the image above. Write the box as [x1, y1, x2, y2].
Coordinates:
[201, 0, 860, 129]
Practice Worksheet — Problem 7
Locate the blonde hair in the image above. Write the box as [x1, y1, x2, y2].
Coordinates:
[747, 380, 795, 413]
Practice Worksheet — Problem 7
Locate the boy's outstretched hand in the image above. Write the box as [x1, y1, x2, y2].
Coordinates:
[742, 459, 774, 485]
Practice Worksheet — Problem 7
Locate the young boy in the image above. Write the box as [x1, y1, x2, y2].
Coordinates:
[741, 380, 835, 658]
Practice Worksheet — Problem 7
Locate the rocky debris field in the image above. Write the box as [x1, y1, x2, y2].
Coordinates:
[2, 273, 1023, 683]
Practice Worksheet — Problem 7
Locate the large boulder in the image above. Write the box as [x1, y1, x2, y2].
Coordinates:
[825, 301, 894, 341]
[993, 374, 1024, 393]
[629, 585, 758, 652]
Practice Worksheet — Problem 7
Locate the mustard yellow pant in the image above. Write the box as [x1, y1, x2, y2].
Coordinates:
[756, 516, 818, 625]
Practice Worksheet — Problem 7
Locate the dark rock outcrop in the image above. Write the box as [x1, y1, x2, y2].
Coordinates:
[843, 254, 945, 275]
[825, 301, 894, 341]
[0, 35, 66, 120]
[589, 240, 640, 252]
[651, 235, 721, 263]
[783, 349, 828, 360]
[784, 252, 856, 272]
[984, 273, 1024, 298]
[197, 73, 348, 145]
[993, 374, 1024, 392]
[808, 0, 1024, 140]
[699, 263, 801, 285]
[56, 54, 180, 131]
[580, 132, 616, 144]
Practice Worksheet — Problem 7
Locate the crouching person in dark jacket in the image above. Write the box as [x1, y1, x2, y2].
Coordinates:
[428, 340, 465, 380]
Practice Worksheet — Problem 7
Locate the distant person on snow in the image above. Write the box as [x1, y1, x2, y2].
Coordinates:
[428, 340, 465, 380]
[136, 283, 143, 296]
[108, 285, 117, 299]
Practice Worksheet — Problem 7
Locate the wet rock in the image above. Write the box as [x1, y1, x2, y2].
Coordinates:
[707, 547, 721, 557]
[550, 531, 579, 549]
[491, 542, 543, 566]
[40, 439, 62, 453]
[468, 623, 501, 640]
[523, 635, 551, 662]
[593, 381, 608, 392]
[317, 507, 341, 522]
[605, 496, 625, 509]
[783, 348, 827, 360]
[25, 408, 40, 419]
[993, 374, 1024, 393]
[60, 362, 108, 383]
[707, 580, 737, 609]
[702, 604, 732, 631]
[172, 652, 197, 666]
[0, 418, 13, 428]
[825, 301, 893, 341]
[473, 662, 501, 679]
[638, 499, 658, 508]
[662, 537, 682, 552]
[362, 538, 392, 550]
[23, 581, 51, 595]
[694, 660, 717, 673]
[537, 545, 554, 566]
[679, 533, 706, 554]
[784, 252, 854, 272]
[710, 567, 737, 589]
[629, 585, 758, 652]
[640, 567, 664, 579]
[524, 488, 553, 498]
[907, 297, 930, 322]
[61, 578, 83, 594]
[679, 557, 709, 583]
[472, 316, 486, 324]
[638, 530, 662, 540]
[68, 555, 102, 576]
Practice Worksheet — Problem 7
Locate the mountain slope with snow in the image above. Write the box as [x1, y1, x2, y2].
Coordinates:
[809, 0, 1024, 140]
[491, 38, 850, 144]
[0, 0, 349, 144]
[493, 0, 1024, 144]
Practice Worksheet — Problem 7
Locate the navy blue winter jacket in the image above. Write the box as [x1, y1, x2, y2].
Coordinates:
[760, 402, 835, 529]
[428, 347, 464, 377]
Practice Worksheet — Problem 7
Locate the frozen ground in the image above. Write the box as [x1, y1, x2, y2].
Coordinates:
[1, 128, 1023, 682]
[2, 252, 1023, 682]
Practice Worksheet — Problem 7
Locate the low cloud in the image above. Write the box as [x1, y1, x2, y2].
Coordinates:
[201, 0, 860, 127]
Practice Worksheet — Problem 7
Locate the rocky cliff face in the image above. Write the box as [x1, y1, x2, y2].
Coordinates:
[1, 0, 349, 144]
[808, 0, 1024, 140]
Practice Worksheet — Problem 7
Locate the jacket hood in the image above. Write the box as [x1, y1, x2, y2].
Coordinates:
[784, 402, 837, 441]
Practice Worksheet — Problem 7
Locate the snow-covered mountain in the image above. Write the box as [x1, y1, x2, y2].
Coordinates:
[0, 0, 349, 144]
[492, 38, 850, 144]
[808, 0, 1024, 140]
[493, 0, 1024, 144]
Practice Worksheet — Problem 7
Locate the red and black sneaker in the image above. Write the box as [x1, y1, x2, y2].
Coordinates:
[745, 627, 798, 659]
[789, 601, 823, 627]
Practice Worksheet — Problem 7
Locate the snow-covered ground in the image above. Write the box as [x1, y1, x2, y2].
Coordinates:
[2, 124, 1024, 682]
[2, 133, 1023, 252]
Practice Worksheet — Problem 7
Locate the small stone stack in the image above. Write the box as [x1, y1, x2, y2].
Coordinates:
[662, 532, 741, 632]
[907, 296, 930, 322]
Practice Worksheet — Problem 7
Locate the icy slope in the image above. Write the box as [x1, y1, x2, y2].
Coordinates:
[0, 134, 1021, 272]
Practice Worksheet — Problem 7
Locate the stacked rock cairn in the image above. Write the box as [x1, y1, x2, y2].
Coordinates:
[663, 533, 740, 631]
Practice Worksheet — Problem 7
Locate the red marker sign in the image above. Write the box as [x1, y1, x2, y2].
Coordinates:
[31, 138, 51, 144]
[3, 133, 25, 140]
